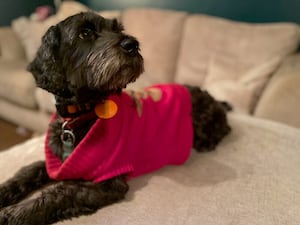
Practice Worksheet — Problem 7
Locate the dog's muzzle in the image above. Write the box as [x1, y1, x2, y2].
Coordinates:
[120, 36, 139, 54]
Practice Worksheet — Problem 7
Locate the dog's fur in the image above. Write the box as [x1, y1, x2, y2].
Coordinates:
[0, 12, 231, 225]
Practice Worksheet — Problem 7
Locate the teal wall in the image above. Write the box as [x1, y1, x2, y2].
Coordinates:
[2, 0, 298, 26]
[79, 0, 300, 23]
[0, 0, 54, 26]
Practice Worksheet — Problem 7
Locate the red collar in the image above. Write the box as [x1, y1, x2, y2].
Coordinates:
[58, 107, 98, 161]
[57, 97, 120, 132]
[55, 101, 96, 118]
[60, 111, 98, 130]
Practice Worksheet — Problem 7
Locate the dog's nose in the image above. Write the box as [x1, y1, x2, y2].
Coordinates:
[120, 37, 139, 53]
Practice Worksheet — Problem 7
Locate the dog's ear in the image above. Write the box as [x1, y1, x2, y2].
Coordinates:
[27, 25, 72, 98]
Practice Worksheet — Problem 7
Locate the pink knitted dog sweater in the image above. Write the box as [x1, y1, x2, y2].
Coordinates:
[45, 84, 193, 183]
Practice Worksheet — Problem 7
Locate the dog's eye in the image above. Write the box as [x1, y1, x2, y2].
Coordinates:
[79, 28, 96, 39]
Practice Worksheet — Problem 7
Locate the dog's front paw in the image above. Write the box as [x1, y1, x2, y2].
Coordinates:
[0, 184, 20, 209]
[0, 203, 40, 225]
[0, 213, 7, 225]
[0, 206, 17, 225]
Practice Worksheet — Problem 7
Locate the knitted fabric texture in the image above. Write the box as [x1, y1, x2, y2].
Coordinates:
[45, 84, 194, 183]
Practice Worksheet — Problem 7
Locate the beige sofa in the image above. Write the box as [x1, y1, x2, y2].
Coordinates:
[0, 1, 300, 133]
[1, 2, 300, 224]
[1, 113, 300, 225]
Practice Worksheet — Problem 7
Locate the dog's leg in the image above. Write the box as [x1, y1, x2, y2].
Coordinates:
[185, 85, 231, 151]
[0, 176, 128, 225]
[0, 161, 51, 208]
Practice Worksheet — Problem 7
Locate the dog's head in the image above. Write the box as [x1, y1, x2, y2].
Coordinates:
[27, 12, 144, 100]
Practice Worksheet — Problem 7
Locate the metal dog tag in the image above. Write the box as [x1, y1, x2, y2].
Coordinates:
[61, 121, 76, 161]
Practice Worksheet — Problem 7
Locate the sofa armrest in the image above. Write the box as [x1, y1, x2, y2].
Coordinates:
[35, 88, 56, 114]
[254, 53, 300, 128]
[0, 27, 26, 60]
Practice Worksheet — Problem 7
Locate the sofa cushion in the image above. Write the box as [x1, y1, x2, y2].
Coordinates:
[0, 60, 37, 109]
[11, 1, 90, 61]
[122, 9, 187, 90]
[254, 54, 300, 128]
[175, 15, 300, 113]
[35, 88, 55, 114]
[11, 1, 121, 62]
[0, 27, 26, 60]
[1, 114, 300, 225]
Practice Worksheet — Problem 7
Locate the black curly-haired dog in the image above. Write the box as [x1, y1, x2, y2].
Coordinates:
[0, 12, 231, 225]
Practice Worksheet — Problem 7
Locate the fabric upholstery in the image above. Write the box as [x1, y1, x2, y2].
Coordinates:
[254, 54, 300, 127]
[0, 60, 36, 108]
[175, 15, 300, 113]
[11, 1, 90, 61]
[11, 2, 121, 62]
[0, 27, 26, 60]
[35, 88, 55, 114]
[0, 114, 299, 225]
[0, 99, 50, 133]
[122, 9, 187, 89]
[1, 1, 300, 131]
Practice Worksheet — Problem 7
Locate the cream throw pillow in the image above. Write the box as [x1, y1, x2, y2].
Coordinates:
[175, 15, 300, 113]
[12, 1, 120, 62]
[12, 1, 90, 61]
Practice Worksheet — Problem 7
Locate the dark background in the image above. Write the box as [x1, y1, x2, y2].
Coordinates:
[1, 0, 300, 26]
[79, 0, 300, 23]
[0, 0, 54, 26]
